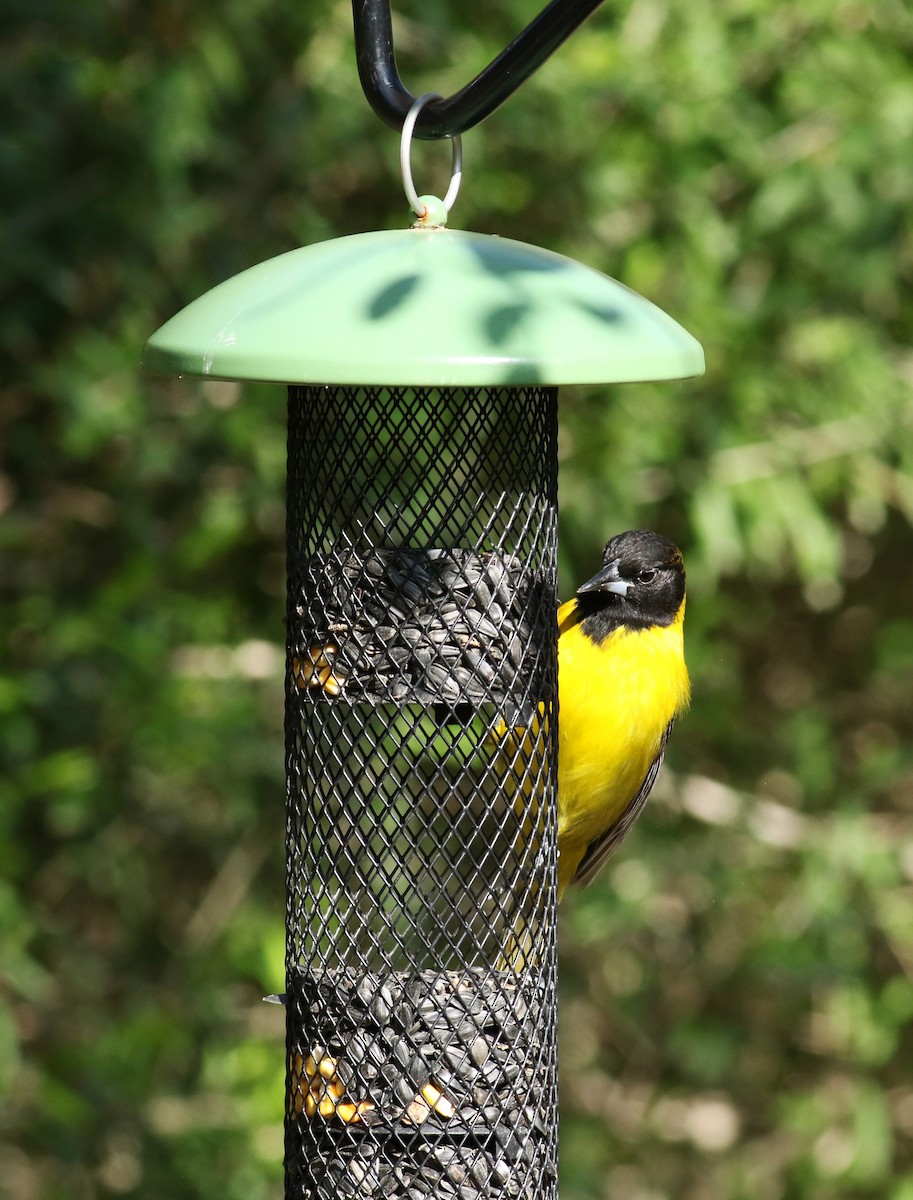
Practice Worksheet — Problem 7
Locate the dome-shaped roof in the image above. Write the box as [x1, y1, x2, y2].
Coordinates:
[143, 227, 703, 386]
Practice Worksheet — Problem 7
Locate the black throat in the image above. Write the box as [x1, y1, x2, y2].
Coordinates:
[575, 591, 676, 645]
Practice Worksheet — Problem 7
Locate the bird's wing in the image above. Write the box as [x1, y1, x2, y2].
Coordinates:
[570, 719, 675, 888]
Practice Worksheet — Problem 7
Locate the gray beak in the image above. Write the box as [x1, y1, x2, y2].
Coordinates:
[576, 558, 631, 597]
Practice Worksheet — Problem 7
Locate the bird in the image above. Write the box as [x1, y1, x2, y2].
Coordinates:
[553, 529, 690, 898]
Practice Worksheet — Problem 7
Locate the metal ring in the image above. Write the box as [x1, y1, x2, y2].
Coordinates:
[400, 93, 463, 216]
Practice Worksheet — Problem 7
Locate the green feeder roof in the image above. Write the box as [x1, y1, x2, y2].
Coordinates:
[143, 226, 704, 387]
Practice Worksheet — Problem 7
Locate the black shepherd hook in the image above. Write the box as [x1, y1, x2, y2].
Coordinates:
[352, 0, 606, 139]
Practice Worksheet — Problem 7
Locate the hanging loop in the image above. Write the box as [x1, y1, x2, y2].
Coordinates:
[400, 93, 463, 220]
[353, 0, 606, 138]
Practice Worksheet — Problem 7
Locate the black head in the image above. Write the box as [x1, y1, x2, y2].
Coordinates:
[575, 529, 686, 636]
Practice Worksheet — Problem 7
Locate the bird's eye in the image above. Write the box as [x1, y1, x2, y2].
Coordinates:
[638, 568, 657, 583]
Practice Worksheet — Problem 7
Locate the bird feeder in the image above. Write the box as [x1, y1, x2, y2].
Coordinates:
[144, 19, 703, 1200]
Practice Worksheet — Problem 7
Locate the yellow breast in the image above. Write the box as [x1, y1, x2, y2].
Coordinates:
[556, 598, 689, 890]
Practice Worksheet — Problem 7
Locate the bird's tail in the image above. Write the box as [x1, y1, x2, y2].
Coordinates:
[487, 706, 551, 974]
[495, 904, 540, 972]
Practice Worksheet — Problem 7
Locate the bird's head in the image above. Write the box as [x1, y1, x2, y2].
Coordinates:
[576, 530, 685, 630]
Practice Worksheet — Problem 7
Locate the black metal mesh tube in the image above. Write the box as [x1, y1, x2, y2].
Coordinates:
[285, 384, 558, 1200]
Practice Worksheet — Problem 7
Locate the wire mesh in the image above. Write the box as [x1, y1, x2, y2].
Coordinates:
[285, 384, 558, 1200]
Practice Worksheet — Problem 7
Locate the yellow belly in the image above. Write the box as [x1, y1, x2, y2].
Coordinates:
[556, 599, 689, 894]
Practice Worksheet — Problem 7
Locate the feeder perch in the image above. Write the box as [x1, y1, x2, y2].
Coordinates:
[144, 92, 702, 1200]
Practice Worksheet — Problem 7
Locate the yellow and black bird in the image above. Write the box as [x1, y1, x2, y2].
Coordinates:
[554, 529, 690, 898]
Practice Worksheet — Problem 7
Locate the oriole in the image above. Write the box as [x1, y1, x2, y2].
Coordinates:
[554, 529, 690, 897]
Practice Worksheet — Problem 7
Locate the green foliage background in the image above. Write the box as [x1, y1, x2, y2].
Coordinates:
[3, 1, 913, 1197]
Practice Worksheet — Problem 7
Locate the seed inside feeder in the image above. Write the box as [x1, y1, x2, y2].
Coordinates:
[290, 548, 548, 712]
[285, 967, 551, 1199]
